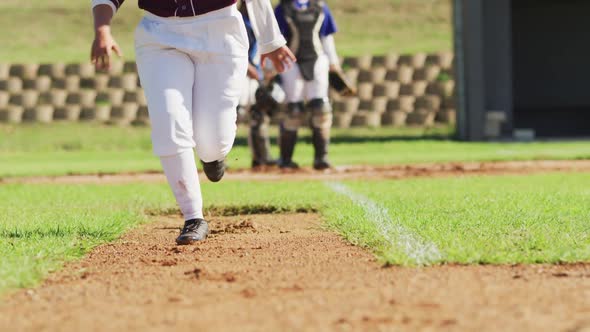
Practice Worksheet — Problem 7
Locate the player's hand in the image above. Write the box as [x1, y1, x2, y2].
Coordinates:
[247, 64, 259, 80]
[261, 46, 296, 73]
[91, 27, 123, 71]
[329, 64, 342, 73]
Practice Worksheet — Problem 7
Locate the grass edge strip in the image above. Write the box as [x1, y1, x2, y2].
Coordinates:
[326, 182, 443, 265]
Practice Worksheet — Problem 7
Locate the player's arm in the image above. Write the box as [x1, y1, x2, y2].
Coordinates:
[319, 4, 340, 72]
[247, 64, 260, 80]
[91, 1, 124, 70]
[320, 5, 355, 96]
[322, 35, 341, 72]
[243, 0, 296, 73]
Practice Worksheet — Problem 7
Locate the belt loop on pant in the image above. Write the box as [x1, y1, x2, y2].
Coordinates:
[173, 0, 198, 17]
[173, 0, 236, 18]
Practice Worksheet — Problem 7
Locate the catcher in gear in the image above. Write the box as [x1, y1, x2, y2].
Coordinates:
[274, 0, 341, 170]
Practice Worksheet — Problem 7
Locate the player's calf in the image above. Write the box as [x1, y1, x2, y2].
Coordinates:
[309, 98, 333, 170]
[278, 102, 304, 169]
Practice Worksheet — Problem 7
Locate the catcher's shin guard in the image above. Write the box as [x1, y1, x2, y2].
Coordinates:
[309, 98, 333, 170]
[279, 125, 299, 169]
[248, 106, 273, 168]
[312, 128, 331, 170]
[278, 102, 304, 169]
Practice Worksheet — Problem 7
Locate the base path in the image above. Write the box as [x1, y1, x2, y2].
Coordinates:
[4, 159, 590, 184]
[2, 214, 590, 331]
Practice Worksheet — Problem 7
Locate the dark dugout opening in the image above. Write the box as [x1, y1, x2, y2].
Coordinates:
[511, 0, 590, 137]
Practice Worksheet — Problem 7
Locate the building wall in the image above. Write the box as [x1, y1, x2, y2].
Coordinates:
[456, 0, 590, 139]
[512, 0, 590, 136]
[512, 0, 590, 110]
[483, 0, 512, 135]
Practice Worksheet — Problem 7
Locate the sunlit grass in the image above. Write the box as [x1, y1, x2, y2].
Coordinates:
[0, 0, 452, 63]
[3, 173, 590, 294]
[1, 123, 589, 177]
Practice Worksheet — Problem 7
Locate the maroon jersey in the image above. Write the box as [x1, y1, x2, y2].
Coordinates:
[107, 0, 237, 17]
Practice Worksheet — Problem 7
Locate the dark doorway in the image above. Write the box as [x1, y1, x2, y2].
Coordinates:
[511, 0, 590, 137]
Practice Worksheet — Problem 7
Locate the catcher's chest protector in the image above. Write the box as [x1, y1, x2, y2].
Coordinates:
[282, 0, 325, 81]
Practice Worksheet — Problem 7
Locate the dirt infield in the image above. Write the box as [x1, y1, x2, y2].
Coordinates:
[2, 213, 590, 332]
[4, 159, 590, 184]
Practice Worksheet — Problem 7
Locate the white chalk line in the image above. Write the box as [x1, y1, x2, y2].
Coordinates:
[326, 182, 443, 265]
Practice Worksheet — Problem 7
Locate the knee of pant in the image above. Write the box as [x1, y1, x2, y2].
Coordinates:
[308, 99, 333, 129]
[283, 113, 304, 131]
[198, 141, 233, 163]
[250, 118, 269, 133]
[287, 102, 305, 115]
[283, 102, 305, 131]
[249, 107, 265, 127]
[249, 120, 262, 130]
[311, 112, 333, 129]
[282, 120, 299, 131]
[308, 98, 332, 115]
[151, 132, 195, 157]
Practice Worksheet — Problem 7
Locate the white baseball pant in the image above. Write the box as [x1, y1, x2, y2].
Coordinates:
[280, 54, 330, 103]
[135, 5, 248, 220]
[239, 78, 260, 109]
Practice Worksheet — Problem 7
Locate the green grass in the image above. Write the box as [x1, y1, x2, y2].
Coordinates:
[0, 183, 176, 293]
[0, 181, 328, 294]
[3, 173, 590, 294]
[206, 174, 590, 266]
[1, 123, 590, 178]
[326, 174, 590, 265]
[0, 0, 452, 63]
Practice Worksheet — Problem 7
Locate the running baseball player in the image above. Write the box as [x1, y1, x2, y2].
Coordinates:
[274, 0, 341, 170]
[91, 0, 296, 245]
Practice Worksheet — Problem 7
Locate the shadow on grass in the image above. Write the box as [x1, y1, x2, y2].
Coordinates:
[233, 133, 455, 147]
[148, 204, 319, 218]
[2, 226, 120, 240]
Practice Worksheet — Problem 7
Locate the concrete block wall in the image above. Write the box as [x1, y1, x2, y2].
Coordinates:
[331, 52, 456, 128]
[0, 62, 147, 125]
[0, 52, 456, 127]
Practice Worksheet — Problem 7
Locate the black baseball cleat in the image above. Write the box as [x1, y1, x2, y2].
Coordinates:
[278, 160, 299, 169]
[264, 159, 279, 166]
[252, 159, 279, 168]
[313, 159, 332, 171]
[176, 219, 209, 245]
[201, 159, 226, 182]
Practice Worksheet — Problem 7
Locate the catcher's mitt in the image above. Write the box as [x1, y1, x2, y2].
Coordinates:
[329, 70, 357, 97]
